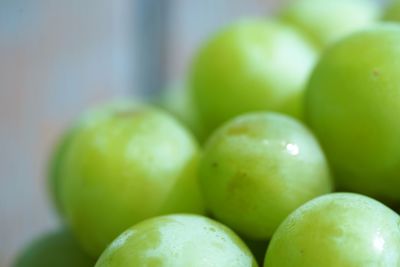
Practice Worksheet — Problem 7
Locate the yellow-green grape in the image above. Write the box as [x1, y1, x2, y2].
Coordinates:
[199, 112, 332, 241]
[95, 214, 258, 267]
[59, 103, 204, 257]
[305, 24, 400, 205]
[264, 193, 400, 267]
[384, 1, 400, 21]
[13, 229, 95, 267]
[190, 19, 317, 137]
[280, 0, 381, 48]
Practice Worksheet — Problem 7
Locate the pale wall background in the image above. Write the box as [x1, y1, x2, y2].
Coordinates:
[0, 1, 280, 266]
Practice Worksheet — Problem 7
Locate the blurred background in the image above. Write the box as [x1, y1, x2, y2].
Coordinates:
[0, 0, 281, 266]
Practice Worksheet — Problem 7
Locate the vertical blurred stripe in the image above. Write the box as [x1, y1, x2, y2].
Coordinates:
[134, 0, 170, 97]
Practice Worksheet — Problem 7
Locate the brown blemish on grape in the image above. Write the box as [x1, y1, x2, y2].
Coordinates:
[372, 68, 380, 77]
[228, 172, 245, 194]
[212, 162, 219, 168]
[227, 170, 252, 212]
[238, 170, 247, 177]
[228, 125, 250, 136]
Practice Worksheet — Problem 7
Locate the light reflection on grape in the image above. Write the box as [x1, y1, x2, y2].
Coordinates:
[285, 143, 299, 156]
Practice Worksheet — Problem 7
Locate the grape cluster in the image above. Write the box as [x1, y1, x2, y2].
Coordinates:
[14, 1, 400, 266]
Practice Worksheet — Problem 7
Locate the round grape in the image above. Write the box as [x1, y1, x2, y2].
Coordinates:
[199, 112, 332, 240]
[264, 193, 400, 267]
[13, 229, 95, 267]
[280, 0, 381, 48]
[305, 24, 400, 205]
[190, 19, 317, 137]
[95, 214, 258, 267]
[59, 103, 204, 257]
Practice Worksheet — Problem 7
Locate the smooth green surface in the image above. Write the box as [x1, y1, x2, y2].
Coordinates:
[59, 103, 204, 257]
[96, 214, 258, 267]
[384, 1, 400, 21]
[190, 19, 317, 137]
[305, 24, 400, 205]
[13, 229, 95, 267]
[264, 193, 400, 267]
[199, 112, 332, 240]
[280, 0, 380, 48]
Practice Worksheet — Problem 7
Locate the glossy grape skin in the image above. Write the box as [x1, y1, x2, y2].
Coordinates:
[190, 20, 317, 137]
[199, 112, 332, 240]
[264, 193, 400, 267]
[305, 25, 400, 205]
[95, 214, 258, 267]
[280, 0, 381, 48]
[13, 229, 95, 267]
[384, 1, 400, 22]
[59, 104, 204, 257]
[47, 102, 131, 216]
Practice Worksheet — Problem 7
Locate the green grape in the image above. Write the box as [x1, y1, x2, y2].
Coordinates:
[95, 214, 258, 267]
[199, 112, 332, 241]
[190, 19, 317, 137]
[280, 0, 381, 48]
[59, 103, 204, 257]
[13, 229, 95, 267]
[384, 1, 400, 21]
[264, 193, 400, 267]
[305, 24, 400, 205]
